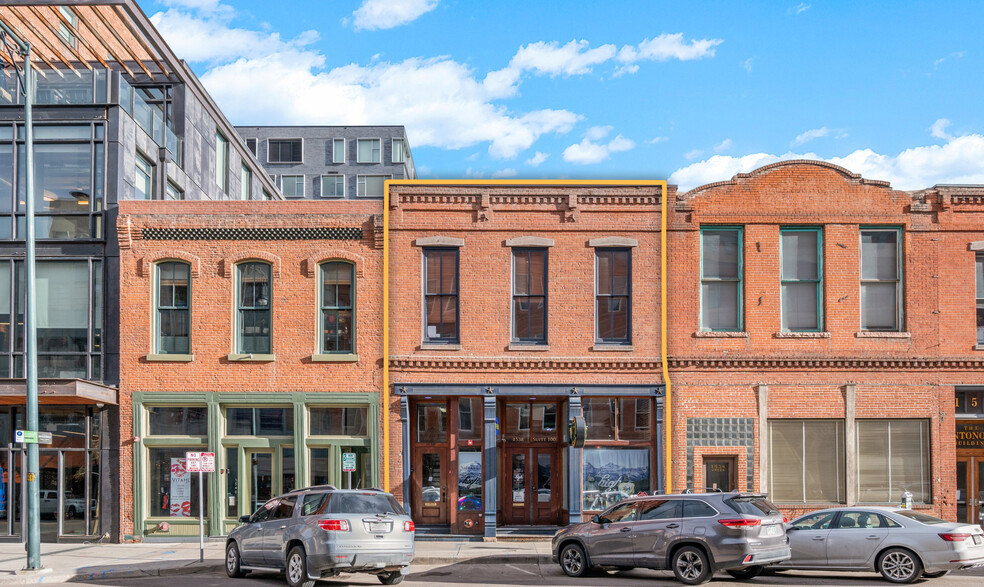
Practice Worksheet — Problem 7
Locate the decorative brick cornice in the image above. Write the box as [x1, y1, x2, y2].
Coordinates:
[669, 357, 984, 370]
[390, 356, 663, 371]
[140, 227, 362, 241]
[682, 159, 893, 199]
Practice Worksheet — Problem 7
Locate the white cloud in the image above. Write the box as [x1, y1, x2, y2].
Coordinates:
[161, 0, 229, 13]
[616, 33, 723, 64]
[492, 168, 518, 178]
[795, 3, 811, 15]
[562, 126, 635, 165]
[647, 136, 669, 144]
[670, 132, 984, 192]
[526, 152, 549, 166]
[933, 51, 965, 69]
[714, 139, 732, 152]
[352, 0, 438, 31]
[509, 40, 617, 77]
[742, 58, 753, 73]
[684, 149, 704, 160]
[930, 118, 953, 140]
[791, 126, 848, 146]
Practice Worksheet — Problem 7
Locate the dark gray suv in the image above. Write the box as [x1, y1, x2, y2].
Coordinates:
[552, 492, 790, 584]
[225, 486, 414, 587]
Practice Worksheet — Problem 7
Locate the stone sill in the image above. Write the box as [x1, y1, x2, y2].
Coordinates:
[773, 332, 831, 339]
[419, 343, 462, 351]
[226, 353, 276, 362]
[975, 344, 984, 351]
[145, 354, 194, 362]
[694, 331, 749, 338]
[311, 353, 359, 363]
[507, 343, 550, 352]
[854, 331, 911, 339]
[591, 344, 634, 352]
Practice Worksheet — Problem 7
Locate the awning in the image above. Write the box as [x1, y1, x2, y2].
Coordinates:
[0, 378, 117, 405]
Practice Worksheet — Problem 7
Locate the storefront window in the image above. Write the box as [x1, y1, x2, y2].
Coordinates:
[226, 447, 238, 518]
[458, 448, 482, 511]
[504, 403, 530, 442]
[226, 407, 293, 436]
[310, 448, 331, 486]
[416, 403, 447, 443]
[149, 447, 208, 518]
[148, 407, 207, 436]
[584, 398, 616, 441]
[457, 398, 482, 440]
[309, 407, 367, 436]
[282, 447, 295, 493]
[857, 419, 931, 503]
[582, 447, 651, 511]
[770, 419, 845, 503]
[618, 398, 651, 441]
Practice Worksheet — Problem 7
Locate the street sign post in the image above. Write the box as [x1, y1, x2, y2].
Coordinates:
[185, 452, 215, 563]
[15, 430, 38, 444]
[342, 452, 356, 489]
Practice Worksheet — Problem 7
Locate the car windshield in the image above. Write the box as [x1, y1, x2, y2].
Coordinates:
[328, 493, 406, 515]
[725, 496, 779, 516]
[892, 510, 946, 525]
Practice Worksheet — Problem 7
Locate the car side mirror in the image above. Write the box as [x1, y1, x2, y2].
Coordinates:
[239, 515, 251, 524]
[590, 514, 600, 524]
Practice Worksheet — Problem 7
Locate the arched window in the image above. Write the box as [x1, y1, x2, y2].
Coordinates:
[156, 261, 190, 354]
[320, 262, 354, 353]
[237, 262, 272, 353]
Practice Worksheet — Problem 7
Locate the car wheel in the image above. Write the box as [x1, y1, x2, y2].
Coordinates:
[672, 545, 712, 585]
[225, 542, 247, 579]
[66, 506, 76, 520]
[922, 570, 949, 579]
[285, 546, 315, 587]
[559, 543, 589, 577]
[726, 565, 764, 580]
[378, 571, 405, 585]
[877, 548, 922, 584]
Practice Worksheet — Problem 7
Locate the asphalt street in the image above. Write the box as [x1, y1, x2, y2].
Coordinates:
[67, 563, 984, 586]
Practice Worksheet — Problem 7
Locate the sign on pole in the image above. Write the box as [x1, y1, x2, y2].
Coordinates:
[342, 452, 356, 489]
[14, 430, 38, 444]
[185, 452, 215, 563]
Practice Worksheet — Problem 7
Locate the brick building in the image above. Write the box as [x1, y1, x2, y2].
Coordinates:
[115, 200, 382, 540]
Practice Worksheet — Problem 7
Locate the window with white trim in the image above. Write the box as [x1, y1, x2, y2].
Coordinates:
[357, 139, 381, 163]
[357, 175, 388, 197]
[332, 138, 345, 163]
[392, 138, 406, 163]
[281, 175, 304, 198]
[321, 175, 344, 198]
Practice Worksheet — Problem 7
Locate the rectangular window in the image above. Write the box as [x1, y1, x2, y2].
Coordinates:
[309, 407, 368, 436]
[332, 138, 345, 163]
[156, 262, 190, 354]
[148, 407, 207, 436]
[149, 448, 208, 518]
[701, 227, 742, 331]
[57, 6, 78, 49]
[857, 419, 930, 504]
[583, 398, 652, 441]
[392, 138, 406, 163]
[860, 228, 902, 331]
[357, 138, 381, 163]
[215, 131, 229, 193]
[423, 249, 459, 342]
[781, 228, 822, 331]
[237, 262, 272, 354]
[281, 175, 304, 198]
[769, 420, 845, 503]
[582, 448, 650, 510]
[240, 164, 252, 200]
[512, 249, 547, 343]
[595, 249, 631, 343]
[977, 254, 983, 344]
[165, 181, 183, 201]
[245, 138, 257, 155]
[321, 262, 354, 353]
[267, 139, 302, 163]
[357, 174, 388, 197]
[226, 407, 293, 436]
[321, 175, 344, 198]
[135, 152, 154, 200]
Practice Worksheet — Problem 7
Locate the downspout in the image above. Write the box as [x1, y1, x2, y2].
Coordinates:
[660, 182, 673, 493]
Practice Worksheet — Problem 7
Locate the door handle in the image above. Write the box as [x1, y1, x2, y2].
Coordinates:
[666, 523, 680, 529]
[866, 535, 879, 540]
[280, 525, 287, 529]
[812, 536, 825, 541]
[620, 527, 632, 532]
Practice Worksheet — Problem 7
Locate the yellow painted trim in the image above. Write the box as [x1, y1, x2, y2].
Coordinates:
[382, 178, 670, 495]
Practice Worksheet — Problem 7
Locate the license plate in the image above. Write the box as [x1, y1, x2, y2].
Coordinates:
[974, 535, 982, 545]
[369, 522, 390, 533]
[762, 525, 781, 536]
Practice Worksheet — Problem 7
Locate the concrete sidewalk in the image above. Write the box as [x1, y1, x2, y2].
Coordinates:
[0, 539, 552, 585]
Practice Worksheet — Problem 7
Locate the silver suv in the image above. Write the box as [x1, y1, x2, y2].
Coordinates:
[552, 492, 790, 584]
[225, 486, 414, 587]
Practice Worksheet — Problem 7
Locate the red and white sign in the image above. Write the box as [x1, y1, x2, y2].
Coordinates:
[185, 452, 216, 473]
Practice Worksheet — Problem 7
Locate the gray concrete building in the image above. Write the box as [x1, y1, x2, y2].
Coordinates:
[234, 126, 416, 199]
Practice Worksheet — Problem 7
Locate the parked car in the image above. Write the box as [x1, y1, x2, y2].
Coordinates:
[39, 490, 87, 519]
[552, 492, 790, 585]
[778, 507, 984, 583]
[225, 486, 414, 587]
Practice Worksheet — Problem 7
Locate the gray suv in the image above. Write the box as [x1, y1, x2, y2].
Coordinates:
[552, 492, 790, 584]
[225, 486, 414, 587]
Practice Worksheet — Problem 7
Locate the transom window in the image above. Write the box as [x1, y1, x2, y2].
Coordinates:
[155, 261, 190, 354]
[309, 407, 368, 436]
[357, 138, 381, 163]
[512, 248, 547, 343]
[226, 407, 293, 435]
[321, 262, 354, 353]
[267, 139, 302, 163]
[860, 228, 902, 331]
[595, 249, 631, 343]
[781, 227, 822, 331]
[700, 227, 742, 331]
[423, 249, 459, 343]
[236, 262, 272, 354]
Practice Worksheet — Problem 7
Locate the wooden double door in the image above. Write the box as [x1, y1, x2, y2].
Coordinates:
[501, 445, 562, 525]
[957, 452, 984, 527]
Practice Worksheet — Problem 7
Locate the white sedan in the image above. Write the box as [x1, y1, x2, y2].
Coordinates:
[776, 507, 984, 583]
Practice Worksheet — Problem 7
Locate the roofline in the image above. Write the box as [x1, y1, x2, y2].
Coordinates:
[234, 125, 409, 129]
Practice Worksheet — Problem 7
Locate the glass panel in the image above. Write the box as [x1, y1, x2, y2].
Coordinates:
[782, 282, 819, 331]
[31, 262, 88, 356]
[618, 398, 651, 441]
[333, 139, 344, 163]
[702, 282, 739, 330]
[861, 282, 898, 331]
[422, 453, 442, 503]
[582, 448, 650, 510]
[457, 449, 481, 511]
[425, 251, 441, 295]
[415, 403, 447, 443]
[309, 407, 368, 436]
[510, 453, 525, 504]
[148, 448, 208, 518]
[215, 132, 228, 191]
[158, 262, 190, 354]
[134, 153, 153, 200]
[340, 446, 369, 489]
[977, 461, 984, 525]
[532, 404, 557, 441]
[358, 139, 380, 163]
[282, 447, 295, 493]
[440, 297, 458, 339]
[597, 251, 611, 295]
[20, 144, 91, 212]
[39, 451, 57, 539]
[310, 448, 331, 486]
[148, 407, 207, 436]
[977, 255, 984, 298]
[240, 165, 251, 200]
[359, 175, 385, 197]
[536, 453, 551, 502]
[782, 230, 819, 281]
[861, 230, 899, 280]
[514, 252, 529, 296]
[584, 398, 615, 441]
[701, 229, 740, 279]
[769, 420, 804, 501]
[225, 408, 293, 436]
[457, 398, 482, 440]
[0, 263, 10, 354]
[61, 451, 86, 535]
[249, 453, 273, 513]
[32, 216, 91, 239]
[804, 420, 845, 502]
[858, 420, 930, 504]
[0, 144, 12, 213]
[393, 138, 405, 163]
[612, 250, 629, 295]
[321, 175, 343, 197]
[38, 407, 86, 449]
[978, 301, 984, 345]
[504, 403, 530, 442]
[226, 447, 238, 518]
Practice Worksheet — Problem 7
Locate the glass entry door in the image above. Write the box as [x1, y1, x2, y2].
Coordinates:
[502, 447, 561, 525]
[411, 447, 449, 525]
[247, 451, 273, 514]
[957, 456, 984, 527]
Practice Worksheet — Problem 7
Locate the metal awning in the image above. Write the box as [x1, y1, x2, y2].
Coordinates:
[0, 378, 117, 405]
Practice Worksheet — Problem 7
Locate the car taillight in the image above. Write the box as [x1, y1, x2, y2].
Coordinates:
[783, 516, 789, 523]
[718, 519, 762, 528]
[404, 520, 415, 532]
[939, 533, 972, 542]
[318, 519, 350, 532]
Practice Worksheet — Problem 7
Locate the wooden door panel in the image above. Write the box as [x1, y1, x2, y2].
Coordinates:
[411, 448, 449, 525]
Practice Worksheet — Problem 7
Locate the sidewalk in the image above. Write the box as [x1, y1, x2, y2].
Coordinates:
[0, 539, 552, 585]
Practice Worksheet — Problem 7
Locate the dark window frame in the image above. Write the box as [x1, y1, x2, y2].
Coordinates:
[236, 262, 272, 354]
[511, 247, 548, 344]
[423, 248, 460, 343]
[320, 261, 355, 354]
[595, 248, 632, 344]
[976, 253, 983, 345]
[267, 138, 303, 164]
[155, 261, 191, 355]
[700, 226, 744, 332]
[780, 226, 824, 332]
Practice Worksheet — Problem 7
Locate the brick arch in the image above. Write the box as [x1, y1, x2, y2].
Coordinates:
[220, 251, 281, 278]
[303, 253, 366, 278]
[138, 251, 201, 278]
[681, 159, 892, 200]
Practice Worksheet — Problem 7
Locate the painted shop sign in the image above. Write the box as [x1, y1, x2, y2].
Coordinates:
[956, 421, 984, 449]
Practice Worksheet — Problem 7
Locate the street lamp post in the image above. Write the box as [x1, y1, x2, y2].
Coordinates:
[0, 24, 41, 570]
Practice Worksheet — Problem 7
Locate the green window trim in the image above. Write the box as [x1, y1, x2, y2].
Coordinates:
[320, 261, 355, 354]
[859, 226, 904, 332]
[699, 226, 744, 332]
[155, 261, 191, 355]
[780, 227, 824, 332]
[236, 262, 272, 354]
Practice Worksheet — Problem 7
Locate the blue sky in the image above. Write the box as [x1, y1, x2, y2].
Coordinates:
[146, 1, 984, 190]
